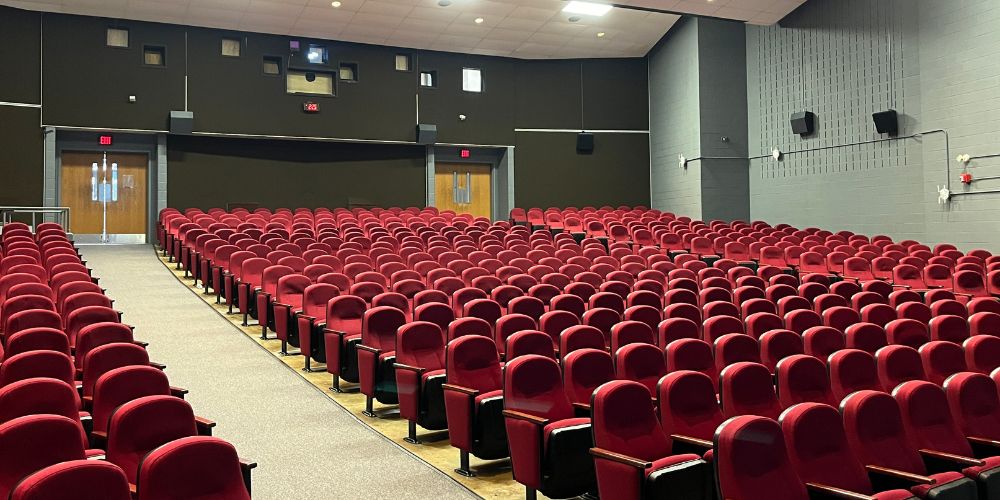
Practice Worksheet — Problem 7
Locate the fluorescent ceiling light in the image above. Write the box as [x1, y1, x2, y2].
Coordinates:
[562, 1, 612, 16]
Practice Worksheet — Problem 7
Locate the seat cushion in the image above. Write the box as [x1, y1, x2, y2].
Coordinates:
[871, 489, 918, 500]
[911, 471, 973, 498]
[421, 369, 445, 383]
[543, 417, 590, 447]
[962, 455, 1000, 478]
[647, 454, 702, 478]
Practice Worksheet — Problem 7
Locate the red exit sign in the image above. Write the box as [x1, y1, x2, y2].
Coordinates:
[460, 149, 471, 158]
[302, 102, 319, 113]
[99, 135, 113, 146]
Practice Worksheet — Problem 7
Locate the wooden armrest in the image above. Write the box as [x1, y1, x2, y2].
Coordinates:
[82, 395, 93, 405]
[273, 302, 291, 308]
[356, 344, 381, 355]
[195, 416, 216, 436]
[393, 363, 427, 374]
[323, 328, 347, 336]
[442, 383, 478, 396]
[502, 409, 549, 426]
[919, 449, 984, 466]
[169, 386, 189, 397]
[149, 361, 166, 370]
[805, 483, 873, 500]
[298, 314, 315, 322]
[968, 436, 1000, 447]
[240, 458, 257, 470]
[129, 483, 137, 499]
[670, 434, 713, 449]
[132, 340, 149, 348]
[589, 447, 651, 469]
[865, 465, 934, 484]
[572, 402, 591, 412]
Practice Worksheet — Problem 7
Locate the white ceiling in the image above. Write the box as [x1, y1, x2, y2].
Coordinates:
[1, 0, 806, 59]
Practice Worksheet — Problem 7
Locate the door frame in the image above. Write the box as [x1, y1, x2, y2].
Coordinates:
[49, 130, 163, 243]
[427, 146, 513, 221]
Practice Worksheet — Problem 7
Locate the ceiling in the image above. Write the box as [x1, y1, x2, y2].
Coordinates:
[1, 0, 807, 59]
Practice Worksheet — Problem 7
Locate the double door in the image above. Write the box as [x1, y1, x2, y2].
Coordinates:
[60, 151, 148, 239]
[434, 163, 492, 219]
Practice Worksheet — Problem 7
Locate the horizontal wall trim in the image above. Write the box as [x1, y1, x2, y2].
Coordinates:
[514, 128, 650, 134]
[45, 126, 514, 148]
[1, 101, 42, 108]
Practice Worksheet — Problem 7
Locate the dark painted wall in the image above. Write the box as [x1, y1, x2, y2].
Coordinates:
[0, 8, 43, 207]
[514, 132, 650, 209]
[166, 136, 426, 210]
[1, 5, 652, 211]
[0, 107, 44, 206]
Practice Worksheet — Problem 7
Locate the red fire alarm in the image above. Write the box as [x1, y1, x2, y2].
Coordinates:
[99, 135, 113, 146]
[460, 149, 471, 158]
[961, 172, 973, 184]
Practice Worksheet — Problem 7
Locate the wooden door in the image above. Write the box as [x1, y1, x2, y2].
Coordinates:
[435, 163, 492, 218]
[60, 152, 148, 235]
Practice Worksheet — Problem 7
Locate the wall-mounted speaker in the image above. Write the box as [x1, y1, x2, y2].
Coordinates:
[872, 110, 899, 136]
[169, 111, 194, 135]
[416, 124, 437, 145]
[789, 111, 815, 136]
[576, 132, 594, 154]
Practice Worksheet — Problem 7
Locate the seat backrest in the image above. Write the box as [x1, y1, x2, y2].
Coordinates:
[828, 349, 880, 401]
[3, 327, 69, 360]
[81, 342, 150, 397]
[0, 378, 83, 442]
[107, 395, 198, 483]
[964, 334, 1000, 374]
[875, 345, 925, 392]
[0, 415, 87, 499]
[917, 340, 967, 385]
[944, 372, 1000, 440]
[775, 355, 835, 407]
[884, 318, 929, 348]
[713, 333, 760, 372]
[561, 348, 613, 405]
[0, 351, 74, 387]
[839, 390, 928, 475]
[779, 403, 875, 495]
[360, 306, 406, 351]
[657, 370, 723, 441]
[445, 335, 501, 393]
[74, 322, 133, 369]
[614, 343, 665, 395]
[8, 460, 131, 500]
[504, 355, 573, 421]
[494, 313, 536, 354]
[92, 365, 171, 434]
[893, 380, 974, 457]
[928, 314, 969, 343]
[592, 380, 673, 461]
[135, 436, 249, 500]
[714, 415, 808, 500]
[65, 306, 119, 347]
[719, 362, 781, 419]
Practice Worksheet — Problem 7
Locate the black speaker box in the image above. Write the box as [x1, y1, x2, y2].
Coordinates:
[169, 111, 194, 135]
[873, 110, 899, 135]
[577, 132, 594, 154]
[416, 124, 437, 145]
[790, 111, 815, 136]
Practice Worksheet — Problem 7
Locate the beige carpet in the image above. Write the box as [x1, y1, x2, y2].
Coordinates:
[79, 244, 482, 500]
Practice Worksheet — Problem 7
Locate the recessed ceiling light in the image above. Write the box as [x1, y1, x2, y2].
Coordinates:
[330, 0, 340, 6]
[562, 1, 612, 16]
[568, 15, 581, 22]
[474, 17, 484, 24]
[438, 0, 451, 6]
[597, 32, 606, 37]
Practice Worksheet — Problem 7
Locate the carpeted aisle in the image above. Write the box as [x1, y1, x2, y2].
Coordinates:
[79, 244, 478, 500]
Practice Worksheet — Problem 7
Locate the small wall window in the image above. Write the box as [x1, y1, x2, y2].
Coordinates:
[339, 62, 358, 82]
[143, 45, 166, 66]
[306, 45, 328, 64]
[287, 70, 334, 96]
[462, 68, 482, 92]
[420, 71, 437, 88]
[262, 56, 282, 75]
[107, 27, 129, 48]
[395, 54, 411, 71]
[222, 38, 241, 57]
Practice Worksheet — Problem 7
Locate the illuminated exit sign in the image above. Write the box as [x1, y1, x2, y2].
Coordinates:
[99, 135, 113, 146]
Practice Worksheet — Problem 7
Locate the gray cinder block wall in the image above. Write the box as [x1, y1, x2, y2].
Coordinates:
[651, 0, 1000, 250]
[748, 0, 1000, 250]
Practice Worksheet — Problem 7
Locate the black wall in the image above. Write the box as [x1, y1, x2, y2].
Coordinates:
[166, 136, 426, 210]
[0, 8, 43, 207]
[1, 5, 652, 211]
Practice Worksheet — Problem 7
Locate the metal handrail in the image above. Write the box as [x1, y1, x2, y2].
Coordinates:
[0, 206, 71, 231]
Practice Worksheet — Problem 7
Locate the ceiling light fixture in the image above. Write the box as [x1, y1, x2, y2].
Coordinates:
[331, 0, 340, 6]
[597, 32, 606, 37]
[438, 0, 451, 6]
[562, 1, 612, 16]
[474, 17, 484, 24]
[567, 15, 581, 22]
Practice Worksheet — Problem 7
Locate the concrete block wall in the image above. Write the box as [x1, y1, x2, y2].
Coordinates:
[649, 18, 703, 219]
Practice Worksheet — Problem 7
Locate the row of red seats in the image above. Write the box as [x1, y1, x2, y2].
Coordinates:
[0, 222, 255, 499]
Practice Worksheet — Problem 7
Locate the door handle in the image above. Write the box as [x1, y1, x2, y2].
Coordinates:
[465, 172, 472, 204]
[453, 171, 459, 204]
